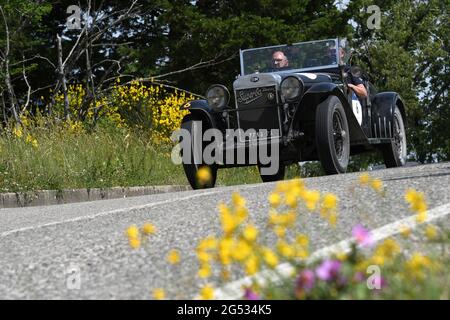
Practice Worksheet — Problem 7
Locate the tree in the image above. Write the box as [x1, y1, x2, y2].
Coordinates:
[349, 0, 449, 162]
[151, 0, 359, 93]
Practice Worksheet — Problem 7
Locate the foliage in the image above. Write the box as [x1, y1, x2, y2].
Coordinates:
[349, 0, 449, 162]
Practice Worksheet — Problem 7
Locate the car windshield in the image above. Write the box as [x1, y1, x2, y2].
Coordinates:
[241, 39, 344, 75]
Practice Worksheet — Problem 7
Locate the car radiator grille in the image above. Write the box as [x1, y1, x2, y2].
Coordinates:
[234, 85, 281, 140]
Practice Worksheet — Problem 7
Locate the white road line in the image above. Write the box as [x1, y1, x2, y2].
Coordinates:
[213, 202, 450, 300]
[0, 190, 222, 238]
[0, 182, 268, 237]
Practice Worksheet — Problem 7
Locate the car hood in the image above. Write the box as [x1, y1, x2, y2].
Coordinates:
[293, 72, 333, 84]
[234, 72, 332, 90]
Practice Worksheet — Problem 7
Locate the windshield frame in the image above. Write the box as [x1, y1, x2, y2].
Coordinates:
[239, 38, 342, 76]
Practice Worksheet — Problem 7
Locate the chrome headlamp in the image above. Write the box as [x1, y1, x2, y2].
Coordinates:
[206, 85, 230, 111]
[280, 76, 303, 102]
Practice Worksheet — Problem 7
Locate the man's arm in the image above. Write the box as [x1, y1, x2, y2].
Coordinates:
[348, 83, 368, 98]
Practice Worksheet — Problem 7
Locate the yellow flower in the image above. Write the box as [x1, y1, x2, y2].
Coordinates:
[167, 249, 181, 265]
[371, 253, 385, 265]
[200, 284, 215, 300]
[399, 225, 411, 238]
[152, 288, 165, 300]
[328, 212, 338, 227]
[31, 139, 38, 148]
[405, 189, 428, 216]
[196, 166, 212, 186]
[284, 211, 297, 228]
[277, 240, 295, 258]
[359, 173, 370, 185]
[198, 264, 212, 278]
[285, 192, 298, 208]
[295, 248, 309, 259]
[416, 211, 427, 223]
[242, 224, 259, 242]
[231, 240, 252, 262]
[336, 251, 348, 261]
[405, 252, 433, 280]
[274, 181, 289, 193]
[424, 224, 438, 240]
[235, 206, 248, 222]
[220, 206, 238, 235]
[126, 225, 139, 239]
[261, 247, 279, 268]
[296, 234, 309, 247]
[373, 238, 400, 262]
[197, 236, 217, 251]
[268, 192, 282, 208]
[128, 237, 141, 249]
[302, 190, 320, 211]
[232, 192, 246, 207]
[142, 223, 156, 235]
[197, 251, 211, 263]
[244, 255, 259, 275]
[218, 238, 233, 265]
[273, 225, 286, 238]
[12, 126, 23, 138]
[370, 179, 383, 193]
[25, 134, 33, 143]
[405, 188, 419, 203]
[322, 193, 338, 210]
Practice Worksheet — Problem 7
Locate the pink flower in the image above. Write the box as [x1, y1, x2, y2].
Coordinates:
[296, 269, 315, 291]
[316, 259, 341, 281]
[352, 224, 374, 248]
[244, 288, 261, 300]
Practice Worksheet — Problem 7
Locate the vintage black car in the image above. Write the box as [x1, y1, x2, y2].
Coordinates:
[179, 38, 407, 189]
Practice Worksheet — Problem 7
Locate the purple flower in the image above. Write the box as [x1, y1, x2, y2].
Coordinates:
[244, 288, 261, 300]
[316, 259, 342, 281]
[352, 224, 374, 248]
[296, 269, 315, 291]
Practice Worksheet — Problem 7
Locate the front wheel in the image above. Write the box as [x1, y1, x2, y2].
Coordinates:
[315, 95, 350, 174]
[180, 116, 217, 189]
[381, 106, 407, 168]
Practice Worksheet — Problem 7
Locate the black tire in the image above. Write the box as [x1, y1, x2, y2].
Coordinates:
[258, 163, 286, 183]
[315, 95, 350, 174]
[180, 115, 217, 189]
[381, 106, 407, 168]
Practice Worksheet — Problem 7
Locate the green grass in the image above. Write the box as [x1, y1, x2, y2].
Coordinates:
[1, 122, 354, 192]
[1, 125, 313, 192]
[0, 125, 187, 192]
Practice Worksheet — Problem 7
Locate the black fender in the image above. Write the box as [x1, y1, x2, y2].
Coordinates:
[180, 99, 217, 129]
[291, 82, 368, 145]
[371, 92, 406, 139]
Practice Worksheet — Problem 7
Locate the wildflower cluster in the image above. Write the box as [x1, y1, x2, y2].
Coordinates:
[126, 222, 157, 249]
[126, 174, 447, 300]
[110, 80, 191, 143]
[18, 81, 192, 144]
[8, 123, 39, 149]
[405, 189, 428, 223]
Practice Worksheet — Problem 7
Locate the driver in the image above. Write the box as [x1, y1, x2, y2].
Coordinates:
[272, 51, 289, 69]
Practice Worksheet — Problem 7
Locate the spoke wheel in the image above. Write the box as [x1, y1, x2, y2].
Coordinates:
[316, 95, 350, 174]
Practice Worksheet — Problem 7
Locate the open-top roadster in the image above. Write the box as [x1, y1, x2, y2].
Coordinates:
[179, 38, 407, 189]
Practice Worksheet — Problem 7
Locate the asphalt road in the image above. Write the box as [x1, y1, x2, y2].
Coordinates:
[1, 162, 450, 299]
